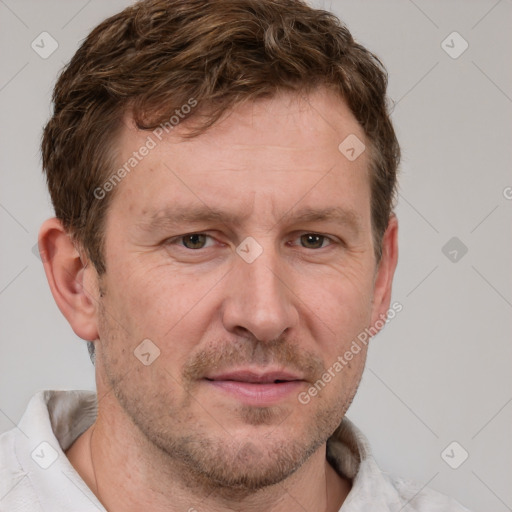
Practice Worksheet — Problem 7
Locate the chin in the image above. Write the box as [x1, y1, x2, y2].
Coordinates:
[187, 438, 310, 492]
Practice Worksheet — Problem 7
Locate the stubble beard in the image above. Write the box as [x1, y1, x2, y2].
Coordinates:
[97, 301, 359, 497]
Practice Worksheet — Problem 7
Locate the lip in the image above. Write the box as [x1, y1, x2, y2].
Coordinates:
[205, 369, 303, 383]
[204, 369, 305, 406]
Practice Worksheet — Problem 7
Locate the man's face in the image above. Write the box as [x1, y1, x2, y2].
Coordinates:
[92, 88, 394, 489]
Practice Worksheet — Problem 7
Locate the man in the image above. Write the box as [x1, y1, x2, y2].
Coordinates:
[0, 0, 471, 510]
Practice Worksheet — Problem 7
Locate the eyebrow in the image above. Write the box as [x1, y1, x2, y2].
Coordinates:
[137, 205, 362, 234]
[278, 207, 362, 233]
[137, 206, 246, 232]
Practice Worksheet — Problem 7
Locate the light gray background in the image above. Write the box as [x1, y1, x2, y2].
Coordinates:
[1, 1, 511, 510]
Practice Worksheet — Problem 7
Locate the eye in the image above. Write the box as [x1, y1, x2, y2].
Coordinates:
[297, 233, 333, 249]
[178, 233, 214, 249]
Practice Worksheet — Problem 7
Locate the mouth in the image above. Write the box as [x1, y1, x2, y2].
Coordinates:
[205, 370, 303, 384]
[203, 369, 305, 405]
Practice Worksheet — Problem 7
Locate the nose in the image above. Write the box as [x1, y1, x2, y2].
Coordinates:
[221, 241, 299, 343]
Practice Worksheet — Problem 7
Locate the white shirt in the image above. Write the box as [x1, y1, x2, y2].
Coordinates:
[0, 390, 472, 511]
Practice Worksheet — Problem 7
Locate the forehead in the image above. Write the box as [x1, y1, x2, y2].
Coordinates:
[108, 88, 370, 227]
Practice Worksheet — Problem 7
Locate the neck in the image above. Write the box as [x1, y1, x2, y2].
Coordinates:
[66, 399, 351, 512]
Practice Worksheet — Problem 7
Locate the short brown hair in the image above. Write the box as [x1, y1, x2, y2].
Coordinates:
[42, 0, 400, 275]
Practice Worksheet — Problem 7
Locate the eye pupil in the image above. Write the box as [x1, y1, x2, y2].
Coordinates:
[183, 234, 206, 249]
[301, 234, 324, 249]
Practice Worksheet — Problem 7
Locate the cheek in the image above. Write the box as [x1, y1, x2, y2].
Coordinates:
[297, 265, 374, 343]
[103, 263, 221, 352]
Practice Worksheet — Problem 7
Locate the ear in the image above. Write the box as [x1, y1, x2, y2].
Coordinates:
[38, 218, 99, 341]
[370, 214, 399, 329]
